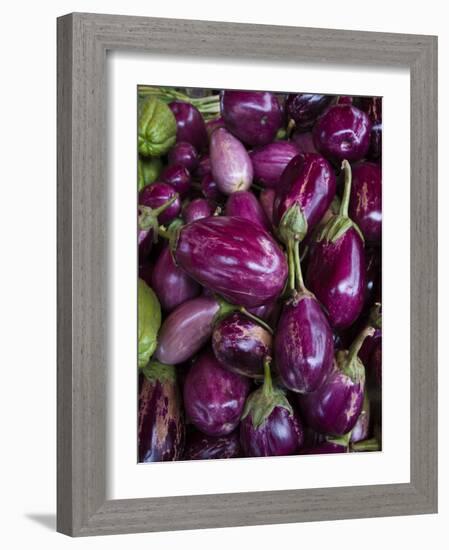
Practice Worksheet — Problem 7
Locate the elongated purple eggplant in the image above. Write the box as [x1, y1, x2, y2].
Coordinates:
[182, 198, 213, 224]
[299, 327, 374, 436]
[139, 182, 181, 225]
[225, 191, 271, 232]
[306, 160, 366, 329]
[240, 357, 304, 457]
[250, 141, 299, 188]
[160, 164, 191, 198]
[313, 104, 372, 162]
[291, 131, 319, 154]
[138, 362, 184, 462]
[221, 90, 283, 147]
[151, 245, 200, 312]
[259, 188, 276, 226]
[168, 141, 198, 172]
[286, 93, 333, 131]
[173, 216, 288, 307]
[273, 153, 336, 246]
[183, 428, 240, 460]
[184, 349, 250, 437]
[359, 97, 382, 160]
[169, 100, 208, 152]
[348, 161, 382, 244]
[210, 128, 253, 194]
[212, 312, 272, 378]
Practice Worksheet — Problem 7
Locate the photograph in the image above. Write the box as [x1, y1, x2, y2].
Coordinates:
[137, 86, 382, 462]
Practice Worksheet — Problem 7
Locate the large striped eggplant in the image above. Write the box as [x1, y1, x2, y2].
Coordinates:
[183, 428, 241, 460]
[138, 362, 184, 462]
[173, 216, 288, 308]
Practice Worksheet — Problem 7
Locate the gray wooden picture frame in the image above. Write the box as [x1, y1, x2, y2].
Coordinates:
[57, 12, 438, 537]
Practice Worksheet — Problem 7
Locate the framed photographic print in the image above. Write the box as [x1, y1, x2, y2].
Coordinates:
[57, 13, 438, 536]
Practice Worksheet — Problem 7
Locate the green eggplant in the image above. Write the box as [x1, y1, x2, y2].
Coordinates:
[138, 97, 177, 157]
[138, 279, 161, 368]
[138, 157, 163, 191]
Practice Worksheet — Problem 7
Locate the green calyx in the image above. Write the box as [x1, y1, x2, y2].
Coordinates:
[212, 297, 273, 334]
[241, 357, 293, 430]
[141, 360, 176, 384]
[369, 302, 382, 330]
[278, 203, 308, 246]
[139, 194, 180, 244]
[138, 96, 177, 157]
[138, 279, 162, 368]
[337, 326, 375, 383]
[316, 159, 364, 244]
[326, 432, 351, 450]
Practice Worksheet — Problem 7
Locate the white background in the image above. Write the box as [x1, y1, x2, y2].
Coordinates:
[0, 1, 445, 549]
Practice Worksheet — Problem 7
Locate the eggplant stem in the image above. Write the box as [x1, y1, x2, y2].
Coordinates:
[262, 356, 273, 398]
[152, 193, 179, 216]
[239, 307, 273, 335]
[339, 159, 352, 218]
[287, 240, 295, 292]
[351, 438, 380, 452]
[293, 240, 307, 293]
[348, 326, 376, 365]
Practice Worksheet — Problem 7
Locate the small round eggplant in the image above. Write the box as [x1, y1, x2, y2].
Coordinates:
[349, 161, 382, 244]
[240, 357, 304, 457]
[195, 154, 211, 179]
[299, 327, 374, 436]
[210, 128, 253, 194]
[313, 104, 372, 162]
[184, 349, 250, 437]
[286, 93, 333, 131]
[201, 173, 225, 204]
[306, 161, 366, 329]
[182, 198, 213, 224]
[139, 182, 181, 225]
[250, 141, 299, 188]
[225, 191, 271, 232]
[212, 312, 272, 378]
[138, 362, 184, 462]
[169, 100, 208, 152]
[168, 141, 198, 172]
[151, 245, 200, 312]
[359, 97, 382, 160]
[221, 90, 283, 147]
[183, 428, 240, 460]
[259, 188, 276, 226]
[160, 164, 191, 198]
[273, 153, 336, 245]
[173, 216, 288, 308]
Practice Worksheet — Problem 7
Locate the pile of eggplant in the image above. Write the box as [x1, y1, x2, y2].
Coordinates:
[137, 87, 382, 462]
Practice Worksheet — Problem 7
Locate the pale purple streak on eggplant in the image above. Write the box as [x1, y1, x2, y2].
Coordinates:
[183, 428, 240, 460]
[160, 164, 191, 198]
[139, 182, 181, 225]
[169, 100, 208, 152]
[350, 402, 370, 443]
[183, 350, 250, 437]
[225, 191, 271, 232]
[168, 141, 198, 172]
[174, 216, 288, 307]
[250, 141, 299, 188]
[182, 198, 213, 224]
[154, 296, 220, 364]
[349, 162, 382, 244]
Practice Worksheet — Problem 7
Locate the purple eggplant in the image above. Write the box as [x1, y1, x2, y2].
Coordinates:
[299, 327, 374, 436]
[212, 312, 272, 378]
[151, 245, 200, 312]
[195, 154, 211, 179]
[291, 131, 319, 154]
[160, 164, 191, 198]
[349, 161, 382, 244]
[350, 393, 370, 443]
[201, 173, 225, 204]
[137, 194, 179, 259]
[206, 116, 225, 137]
[250, 141, 299, 189]
[182, 198, 213, 224]
[364, 248, 381, 308]
[169, 100, 208, 152]
[138, 362, 184, 462]
[183, 428, 240, 460]
[273, 153, 336, 245]
[306, 160, 366, 329]
[225, 191, 271, 232]
[221, 90, 283, 147]
[313, 104, 372, 162]
[210, 128, 253, 194]
[359, 97, 382, 160]
[173, 216, 288, 307]
[168, 141, 198, 172]
[286, 93, 333, 131]
[240, 357, 304, 457]
[184, 349, 250, 437]
[139, 182, 181, 225]
[259, 188, 276, 226]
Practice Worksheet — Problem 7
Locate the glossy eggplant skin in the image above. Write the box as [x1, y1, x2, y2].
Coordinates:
[174, 216, 288, 308]
[168, 141, 198, 172]
[350, 395, 370, 443]
[349, 162, 382, 244]
[160, 164, 191, 198]
[313, 104, 372, 162]
[169, 101, 208, 152]
[306, 227, 366, 329]
[196, 154, 211, 179]
[201, 173, 225, 204]
[154, 296, 220, 365]
[250, 141, 299, 188]
[151, 246, 200, 312]
[286, 94, 333, 131]
[183, 350, 250, 437]
[182, 198, 212, 224]
[138, 364, 184, 462]
[210, 128, 253, 195]
[183, 428, 240, 460]
[221, 90, 283, 147]
[274, 292, 335, 393]
[359, 97, 382, 160]
[273, 153, 336, 238]
[225, 191, 271, 232]
[139, 182, 181, 225]
[212, 312, 272, 378]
